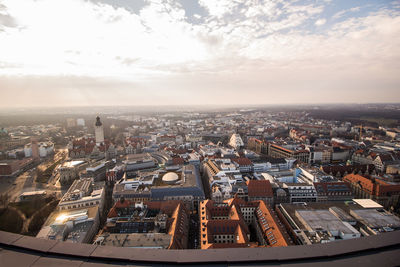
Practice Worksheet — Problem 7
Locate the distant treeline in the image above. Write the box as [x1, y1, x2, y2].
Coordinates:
[309, 109, 400, 127]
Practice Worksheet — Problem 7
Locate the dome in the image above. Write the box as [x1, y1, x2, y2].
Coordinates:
[162, 172, 179, 183]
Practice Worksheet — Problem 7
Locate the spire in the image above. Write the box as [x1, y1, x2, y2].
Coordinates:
[95, 116, 102, 127]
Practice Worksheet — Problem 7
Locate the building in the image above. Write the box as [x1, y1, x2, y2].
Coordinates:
[68, 137, 115, 159]
[268, 144, 309, 163]
[59, 160, 88, 185]
[96, 200, 189, 249]
[276, 198, 400, 246]
[373, 154, 400, 173]
[232, 158, 253, 173]
[95, 116, 104, 146]
[321, 164, 375, 178]
[66, 118, 77, 128]
[199, 198, 254, 249]
[123, 153, 157, 172]
[0, 158, 35, 177]
[199, 197, 289, 249]
[246, 180, 274, 205]
[19, 190, 47, 202]
[81, 160, 115, 181]
[284, 183, 318, 203]
[252, 157, 293, 172]
[23, 141, 54, 158]
[58, 178, 105, 213]
[37, 206, 100, 244]
[307, 146, 332, 164]
[350, 208, 400, 235]
[276, 202, 367, 245]
[313, 182, 354, 202]
[31, 138, 39, 159]
[113, 165, 205, 210]
[343, 174, 400, 208]
[24, 144, 32, 157]
[77, 118, 85, 126]
[247, 138, 269, 155]
[203, 158, 243, 191]
[38, 142, 54, 157]
[0, 136, 30, 151]
[228, 133, 244, 150]
[253, 200, 289, 247]
[295, 209, 360, 243]
[37, 165, 104, 244]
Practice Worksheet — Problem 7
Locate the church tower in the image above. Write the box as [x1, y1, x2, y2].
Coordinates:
[95, 116, 104, 146]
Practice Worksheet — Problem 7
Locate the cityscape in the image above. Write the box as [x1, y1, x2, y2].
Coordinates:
[1, 105, 400, 251]
[1, 0, 400, 266]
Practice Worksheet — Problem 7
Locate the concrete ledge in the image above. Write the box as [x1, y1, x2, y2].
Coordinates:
[0, 230, 400, 265]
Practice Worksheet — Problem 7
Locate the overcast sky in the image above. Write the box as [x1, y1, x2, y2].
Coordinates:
[0, 0, 399, 107]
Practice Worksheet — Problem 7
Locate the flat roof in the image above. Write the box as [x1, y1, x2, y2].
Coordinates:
[98, 233, 171, 248]
[353, 199, 383, 209]
[350, 209, 400, 229]
[20, 190, 47, 197]
[296, 210, 359, 235]
[279, 202, 365, 231]
[62, 161, 86, 168]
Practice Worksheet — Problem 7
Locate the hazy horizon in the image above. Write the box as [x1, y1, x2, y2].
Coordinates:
[1, 0, 400, 106]
[1, 102, 399, 109]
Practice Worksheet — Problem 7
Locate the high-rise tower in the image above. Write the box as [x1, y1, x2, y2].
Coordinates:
[95, 116, 104, 146]
[31, 137, 39, 160]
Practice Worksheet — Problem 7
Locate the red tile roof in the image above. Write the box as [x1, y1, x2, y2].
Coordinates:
[246, 180, 273, 198]
[232, 158, 253, 166]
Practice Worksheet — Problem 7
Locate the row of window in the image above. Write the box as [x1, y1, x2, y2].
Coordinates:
[60, 200, 100, 210]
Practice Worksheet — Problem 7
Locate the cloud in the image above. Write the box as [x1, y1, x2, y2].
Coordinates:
[0, 3, 17, 30]
[0, 0, 399, 105]
[315, 18, 326, 26]
[333, 6, 361, 20]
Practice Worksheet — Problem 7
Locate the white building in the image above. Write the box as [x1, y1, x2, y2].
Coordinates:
[39, 142, 54, 157]
[24, 142, 54, 158]
[94, 116, 104, 145]
[285, 183, 318, 203]
[58, 178, 105, 212]
[77, 118, 85, 126]
[228, 133, 244, 150]
[24, 144, 32, 157]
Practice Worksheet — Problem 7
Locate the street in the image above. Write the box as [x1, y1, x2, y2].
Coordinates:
[0, 149, 67, 202]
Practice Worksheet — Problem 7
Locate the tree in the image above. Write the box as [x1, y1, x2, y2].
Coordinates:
[0, 193, 10, 209]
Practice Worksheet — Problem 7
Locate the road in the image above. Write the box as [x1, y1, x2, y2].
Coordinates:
[1, 149, 67, 202]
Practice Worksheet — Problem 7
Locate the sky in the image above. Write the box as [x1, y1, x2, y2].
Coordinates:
[0, 0, 399, 107]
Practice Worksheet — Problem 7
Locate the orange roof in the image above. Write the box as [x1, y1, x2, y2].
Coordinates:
[343, 174, 400, 197]
[168, 203, 189, 249]
[199, 197, 288, 250]
[255, 201, 288, 247]
[343, 174, 375, 193]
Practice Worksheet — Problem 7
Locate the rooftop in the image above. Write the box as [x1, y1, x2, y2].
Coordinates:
[353, 199, 383, 209]
[95, 233, 172, 248]
[350, 209, 400, 230]
[246, 180, 273, 198]
[295, 209, 359, 236]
